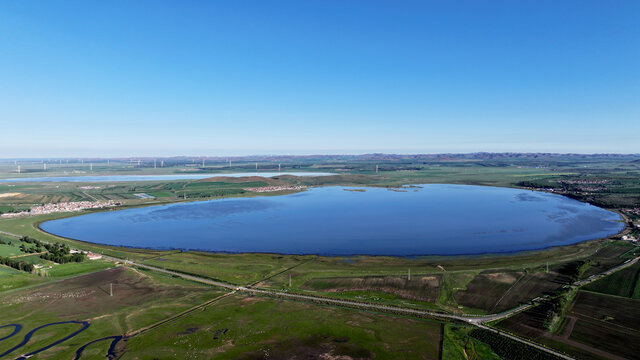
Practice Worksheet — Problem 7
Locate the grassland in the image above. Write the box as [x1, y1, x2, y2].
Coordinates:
[123, 293, 444, 360]
[442, 324, 501, 360]
[1, 154, 639, 359]
[140, 251, 312, 285]
[0, 266, 226, 359]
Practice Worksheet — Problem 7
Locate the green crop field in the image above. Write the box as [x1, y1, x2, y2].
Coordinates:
[583, 262, 640, 298]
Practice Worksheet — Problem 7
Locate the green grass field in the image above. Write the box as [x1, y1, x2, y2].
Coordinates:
[123, 293, 444, 360]
[141, 251, 312, 285]
[0, 267, 226, 359]
[442, 324, 502, 360]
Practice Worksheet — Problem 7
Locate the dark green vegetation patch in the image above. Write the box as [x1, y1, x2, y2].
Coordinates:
[583, 262, 640, 298]
[468, 328, 561, 360]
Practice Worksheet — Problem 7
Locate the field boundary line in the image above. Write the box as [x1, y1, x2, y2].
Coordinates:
[490, 272, 525, 312]
[571, 312, 640, 334]
[126, 291, 235, 338]
[246, 256, 317, 288]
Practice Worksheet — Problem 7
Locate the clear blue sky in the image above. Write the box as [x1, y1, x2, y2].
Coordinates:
[1, 1, 638, 157]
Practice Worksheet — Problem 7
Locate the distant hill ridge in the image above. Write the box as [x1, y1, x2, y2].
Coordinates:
[21, 153, 640, 162]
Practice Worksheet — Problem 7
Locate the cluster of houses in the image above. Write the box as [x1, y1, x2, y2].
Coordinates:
[245, 185, 307, 193]
[70, 248, 103, 260]
[0, 200, 116, 218]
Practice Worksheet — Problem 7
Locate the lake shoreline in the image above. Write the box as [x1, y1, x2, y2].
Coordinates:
[38, 184, 625, 257]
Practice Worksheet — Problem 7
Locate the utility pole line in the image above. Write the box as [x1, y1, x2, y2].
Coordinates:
[110, 283, 113, 296]
[408, 268, 411, 281]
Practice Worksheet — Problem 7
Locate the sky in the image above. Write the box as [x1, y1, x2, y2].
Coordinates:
[1, 0, 638, 157]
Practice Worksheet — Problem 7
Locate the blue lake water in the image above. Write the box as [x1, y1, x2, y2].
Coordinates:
[0, 172, 333, 183]
[40, 185, 624, 256]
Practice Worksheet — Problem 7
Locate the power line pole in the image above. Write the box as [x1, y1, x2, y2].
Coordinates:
[408, 268, 411, 281]
[110, 283, 113, 296]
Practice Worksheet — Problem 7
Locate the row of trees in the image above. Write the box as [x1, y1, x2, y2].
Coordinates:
[41, 251, 85, 263]
[0, 256, 34, 272]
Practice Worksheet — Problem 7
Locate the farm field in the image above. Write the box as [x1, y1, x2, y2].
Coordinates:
[565, 291, 640, 359]
[583, 262, 640, 298]
[495, 290, 640, 360]
[453, 270, 564, 313]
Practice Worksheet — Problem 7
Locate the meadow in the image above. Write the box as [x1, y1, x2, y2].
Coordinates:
[0, 154, 638, 359]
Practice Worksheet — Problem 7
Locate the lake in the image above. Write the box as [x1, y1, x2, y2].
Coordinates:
[40, 185, 624, 256]
[0, 172, 334, 182]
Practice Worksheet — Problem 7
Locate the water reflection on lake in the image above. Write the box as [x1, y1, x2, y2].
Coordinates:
[41, 185, 624, 256]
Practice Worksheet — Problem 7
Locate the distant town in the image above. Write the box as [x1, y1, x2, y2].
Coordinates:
[244, 185, 307, 193]
[0, 200, 116, 218]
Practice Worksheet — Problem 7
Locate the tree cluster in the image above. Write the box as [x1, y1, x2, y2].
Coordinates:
[0, 256, 34, 272]
[20, 236, 85, 263]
